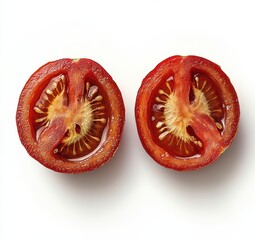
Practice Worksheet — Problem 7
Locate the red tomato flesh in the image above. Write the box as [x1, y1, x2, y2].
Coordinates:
[135, 55, 240, 171]
[17, 58, 125, 173]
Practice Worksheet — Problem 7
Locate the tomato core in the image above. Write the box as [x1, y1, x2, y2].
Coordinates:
[31, 73, 110, 160]
[149, 70, 226, 158]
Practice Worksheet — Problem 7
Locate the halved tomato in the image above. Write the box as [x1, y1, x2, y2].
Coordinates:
[135, 55, 240, 171]
[16, 58, 125, 173]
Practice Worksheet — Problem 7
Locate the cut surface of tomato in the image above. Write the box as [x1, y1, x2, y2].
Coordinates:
[16, 58, 125, 173]
[135, 55, 240, 171]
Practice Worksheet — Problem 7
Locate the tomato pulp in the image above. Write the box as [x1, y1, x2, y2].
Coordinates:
[16, 58, 125, 173]
[135, 55, 240, 171]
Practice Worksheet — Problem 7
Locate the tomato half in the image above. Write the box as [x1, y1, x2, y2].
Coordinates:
[16, 58, 125, 173]
[135, 55, 240, 171]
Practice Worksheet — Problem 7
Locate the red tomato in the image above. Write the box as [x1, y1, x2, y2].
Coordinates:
[16, 58, 125, 173]
[135, 55, 240, 171]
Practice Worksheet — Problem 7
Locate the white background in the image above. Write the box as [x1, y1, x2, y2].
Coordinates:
[1, 0, 254, 239]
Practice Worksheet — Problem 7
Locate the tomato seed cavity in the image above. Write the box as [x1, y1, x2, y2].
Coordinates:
[33, 74, 108, 160]
[149, 70, 225, 158]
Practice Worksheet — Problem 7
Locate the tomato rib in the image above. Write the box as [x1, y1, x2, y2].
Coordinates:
[38, 117, 67, 154]
[67, 60, 89, 104]
[174, 63, 192, 105]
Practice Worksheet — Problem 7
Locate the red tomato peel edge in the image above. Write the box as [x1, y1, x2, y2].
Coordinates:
[16, 58, 125, 173]
[135, 55, 240, 171]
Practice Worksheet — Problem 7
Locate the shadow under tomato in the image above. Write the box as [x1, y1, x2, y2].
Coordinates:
[144, 120, 246, 217]
[153, 119, 246, 193]
[61, 133, 128, 185]
[50, 117, 133, 211]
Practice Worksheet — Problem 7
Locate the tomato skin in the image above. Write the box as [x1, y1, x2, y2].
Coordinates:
[135, 55, 240, 171]
[16, 59, 125, 173]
